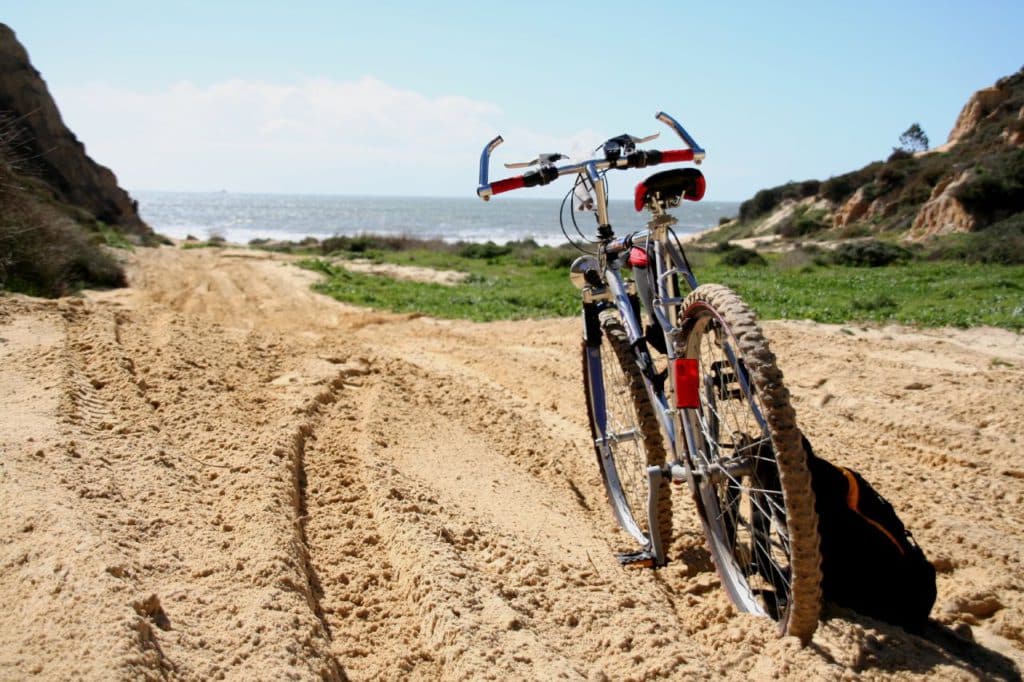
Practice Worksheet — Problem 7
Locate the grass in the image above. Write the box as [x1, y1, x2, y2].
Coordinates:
[698, 257, 1024, 329]
[97, 222, 135, 250]
[297, 238, 1024, 330]
[0, 115, 128, 296]
[300, 248, 579, 321]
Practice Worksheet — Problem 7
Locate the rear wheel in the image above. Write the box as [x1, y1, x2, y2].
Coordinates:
[582, 311, 672, 554]
[680, 285, 821, 642]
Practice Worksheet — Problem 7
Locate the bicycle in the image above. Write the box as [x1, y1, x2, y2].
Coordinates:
[475, 112, 822, 642]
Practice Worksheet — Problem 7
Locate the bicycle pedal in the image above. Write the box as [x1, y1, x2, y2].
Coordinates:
[616, 550, 658, 569]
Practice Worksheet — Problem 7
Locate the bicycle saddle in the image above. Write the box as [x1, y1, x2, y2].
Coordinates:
[634, 168, 706, 211]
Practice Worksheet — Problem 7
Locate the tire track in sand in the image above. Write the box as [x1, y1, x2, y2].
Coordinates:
[302, 349, 721, 679]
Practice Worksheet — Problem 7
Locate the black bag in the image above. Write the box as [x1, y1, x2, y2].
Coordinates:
[804, 437, 937, 630]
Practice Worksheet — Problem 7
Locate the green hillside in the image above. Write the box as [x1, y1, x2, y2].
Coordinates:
[704, 67, 1024, 263]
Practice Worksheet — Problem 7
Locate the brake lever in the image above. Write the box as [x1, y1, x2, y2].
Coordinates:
[504, 152, 567, 170]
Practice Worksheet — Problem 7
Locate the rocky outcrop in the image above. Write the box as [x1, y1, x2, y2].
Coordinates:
[833, 187, 870, 228]
[906, 171, 977, 241]
[0, 23, 150, 236]
[1003, 106, 1024, 147]
[947, 85, 1012, 146]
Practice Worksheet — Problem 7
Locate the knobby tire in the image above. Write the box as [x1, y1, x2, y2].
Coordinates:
[680, 284, 822, 643]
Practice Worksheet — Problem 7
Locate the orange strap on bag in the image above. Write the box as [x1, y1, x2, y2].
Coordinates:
[839, 467, 905, 555]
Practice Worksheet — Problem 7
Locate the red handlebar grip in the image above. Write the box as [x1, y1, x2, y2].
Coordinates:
[490, 176, 526, 195]
[658, 149, 695, 163]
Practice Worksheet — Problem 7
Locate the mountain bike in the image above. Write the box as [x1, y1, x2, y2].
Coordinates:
[475, 112, 822, 642]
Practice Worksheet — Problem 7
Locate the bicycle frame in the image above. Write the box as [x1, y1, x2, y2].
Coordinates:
[477, 110, 760, 562]
[476, 116, 821, 635]
[581, 215, 696, 561]
[582, 206, 772, 569]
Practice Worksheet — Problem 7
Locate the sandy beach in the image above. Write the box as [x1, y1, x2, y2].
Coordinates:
[2, 244, 1023, 680]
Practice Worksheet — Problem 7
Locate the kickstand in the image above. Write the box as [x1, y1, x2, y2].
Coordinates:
[645, 464, 668, 567]
[616, 466, 669, 570]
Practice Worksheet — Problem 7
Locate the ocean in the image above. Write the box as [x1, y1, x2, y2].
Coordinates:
[134, 191, 739, 247]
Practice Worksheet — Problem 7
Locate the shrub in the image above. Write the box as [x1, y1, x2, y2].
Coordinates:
[851, 293, 899, 311]
[778, 245, 828, 270]
[738, 180, 822, 222]
[0, 199, 126, 295]
[830, 240, 912, 267]
[739, 188, 782, 221]
[954, 150, 1024, 223]
[836, 223, 872, 239]
[887, 148, 914, 162]
[777, 208, 829, 238]
[531, 249, 576, 269]
[820, 175, 855, 203]
[876, 166, 906, 193]
[924, 213, 1024, 264]
[0, 127, 126, 296]
[719, 244, 767, 267]
[799, 179, 821, 197]
[898, 178, 933, 206]
[458, 241, 511, 259]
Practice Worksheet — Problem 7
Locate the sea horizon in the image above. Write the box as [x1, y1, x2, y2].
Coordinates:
[134, 190, 740, 247]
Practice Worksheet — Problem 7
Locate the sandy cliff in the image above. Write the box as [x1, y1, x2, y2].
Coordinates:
[0, 23, 150, 236]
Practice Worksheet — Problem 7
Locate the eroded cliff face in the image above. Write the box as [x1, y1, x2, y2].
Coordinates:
[0, 23, 150, 236]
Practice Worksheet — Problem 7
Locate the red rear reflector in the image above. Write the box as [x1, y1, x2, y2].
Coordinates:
[673, 358, 700, 408]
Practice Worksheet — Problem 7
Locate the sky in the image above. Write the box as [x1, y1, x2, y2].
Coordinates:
[4, 1, 1022, 202]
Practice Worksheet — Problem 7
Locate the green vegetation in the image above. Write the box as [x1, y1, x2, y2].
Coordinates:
[97, 222, 135, 250]
[954, 149, 1024, 223]
[181, 235, 228, 249]
[697, 255, 1023, 330]
[738, 179, 820, 222]
[711, 67, 1024, 247]
[715, 243, 767, 267]
[0, 114, 129, 296]
[923, 213, 1024, 264]
[896, 123, 930, 154]
[830, 240, 912, 267]
[297, 238, 581, 322]
[777, 206, 831, 238]
[296, 236, 1024, 330]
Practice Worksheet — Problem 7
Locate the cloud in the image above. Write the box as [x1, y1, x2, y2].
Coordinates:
[54, 76, 554, 196]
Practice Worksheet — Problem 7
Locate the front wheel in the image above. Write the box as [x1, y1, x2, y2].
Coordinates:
[679, 284, 821, 643]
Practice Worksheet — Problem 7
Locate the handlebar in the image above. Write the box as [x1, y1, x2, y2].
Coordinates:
[476, 111, 705, 201]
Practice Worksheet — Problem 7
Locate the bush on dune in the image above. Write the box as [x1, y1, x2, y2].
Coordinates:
[0, 117, 126, 296]
[925, 213, 1024, 265]
[0, 182, 125, 295]
[830, 240, 912, 267]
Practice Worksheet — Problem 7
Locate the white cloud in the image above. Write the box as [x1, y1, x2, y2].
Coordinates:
[54, 76, 542, 196]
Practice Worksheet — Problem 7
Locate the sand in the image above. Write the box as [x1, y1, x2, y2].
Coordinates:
[1, 245, 1023, 680]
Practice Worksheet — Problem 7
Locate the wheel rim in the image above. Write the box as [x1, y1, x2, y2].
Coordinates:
[596, 327, 655, 538]
[685, 306, 797, 621]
